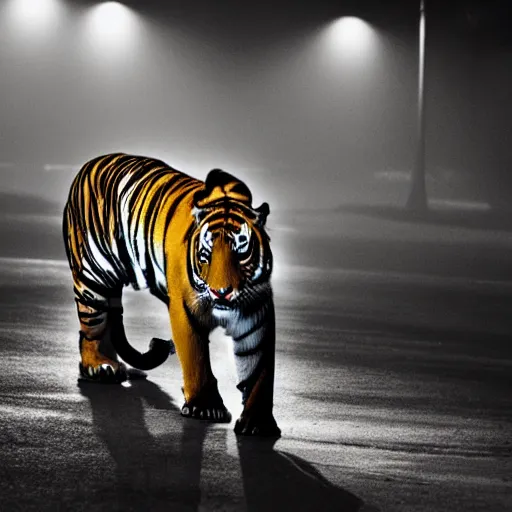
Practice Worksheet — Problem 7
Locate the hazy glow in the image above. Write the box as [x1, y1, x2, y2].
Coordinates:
[322, 17, 379, 62]
[4, 0, 63, 35]
[84, 2, 140, 55]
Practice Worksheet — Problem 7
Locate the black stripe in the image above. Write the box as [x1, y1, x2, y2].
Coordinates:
[183, 222, 196, 244]
[200, 209, 253, 226]
[145, 174, 187, 265]
[236, 356, 266, 394]
[78, 311, 102, 318]
[163, 182, 200, 239]
[73, 274, 120, 300]
[234, 346, 262, 357]
[144, 248, 159, 295]
[232, 314, 266, 342]
[197, 199, 257, 217]
[81, 317, 105, 327]
[187, 237, 204, 293]
[74, 297, 109, 311]
[116, 230, 138, 287]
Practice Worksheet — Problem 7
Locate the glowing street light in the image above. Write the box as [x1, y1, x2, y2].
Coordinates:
[321, 17, 380, 66]
[325, 17, 377, 55]
[3, 0, 63, 38]
[324, 9, 429, 212]
[83, 2, 141, 58]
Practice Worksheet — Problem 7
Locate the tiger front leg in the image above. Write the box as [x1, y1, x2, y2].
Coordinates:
[170, 302, 231, 422]
[231, 302, 281, 437]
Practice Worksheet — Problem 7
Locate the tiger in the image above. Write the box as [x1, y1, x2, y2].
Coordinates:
[63, 153, 280, 437]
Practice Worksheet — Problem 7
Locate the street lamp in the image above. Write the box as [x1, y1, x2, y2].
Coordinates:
[3, 0, 63, 37]
[406, 0, 428, 211]
[321, 16, 379, 66]
[327, 6, 429, 212]
[83, 1, 141, 58]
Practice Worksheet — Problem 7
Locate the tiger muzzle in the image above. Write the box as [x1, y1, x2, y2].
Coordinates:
[210, 287, 236, 310]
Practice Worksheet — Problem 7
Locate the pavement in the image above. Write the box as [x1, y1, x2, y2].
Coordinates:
[0, 209, 511, 511]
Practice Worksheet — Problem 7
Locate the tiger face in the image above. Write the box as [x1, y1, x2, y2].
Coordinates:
[188, 206, 272, 321]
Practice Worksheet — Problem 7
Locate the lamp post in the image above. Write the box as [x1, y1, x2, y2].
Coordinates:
[406, 0, 428, 211]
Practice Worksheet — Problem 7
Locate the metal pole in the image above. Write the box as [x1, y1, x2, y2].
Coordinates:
[406, 0, 428, 211]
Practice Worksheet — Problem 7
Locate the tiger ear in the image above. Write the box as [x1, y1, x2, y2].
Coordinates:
[255, 202, 270, 227]
[193, 168, 253, 209]
[204, 169, 233, 191]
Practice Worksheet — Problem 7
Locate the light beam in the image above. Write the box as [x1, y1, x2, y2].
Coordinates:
[83, 2, 141, 57]
[321, 17, 379, 63]
[4, 0, 63, 37]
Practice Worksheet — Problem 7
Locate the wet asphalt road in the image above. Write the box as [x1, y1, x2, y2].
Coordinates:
[1, 211, 512, 511]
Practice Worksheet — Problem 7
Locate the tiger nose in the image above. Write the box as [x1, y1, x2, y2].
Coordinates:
[210, 286, 233, 300]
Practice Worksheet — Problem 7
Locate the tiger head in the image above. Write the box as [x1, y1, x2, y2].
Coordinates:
[188, 169, 272, 319]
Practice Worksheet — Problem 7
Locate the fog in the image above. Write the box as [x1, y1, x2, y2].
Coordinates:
[0, 0, 511, 211]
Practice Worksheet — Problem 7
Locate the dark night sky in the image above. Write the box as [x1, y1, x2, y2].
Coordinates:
[0, 0, 511, 209]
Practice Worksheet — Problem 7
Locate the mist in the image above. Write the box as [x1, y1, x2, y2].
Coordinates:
[1, 0, 510, 212]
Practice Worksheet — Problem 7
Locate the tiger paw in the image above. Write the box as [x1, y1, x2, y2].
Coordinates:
[234, 412, 281, 437]
[180, 383, 231, 423]
[78, 362, 128, 383]
[181, 404, 232, 422]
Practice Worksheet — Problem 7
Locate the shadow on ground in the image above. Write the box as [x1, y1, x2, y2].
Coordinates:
[80, 379, 368, 511]
[237, 437, 365, 512]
